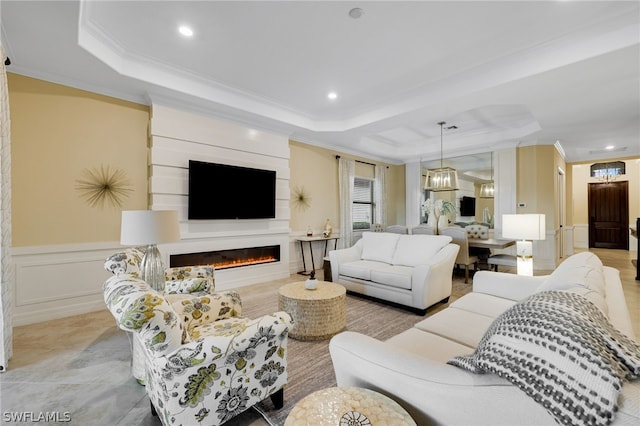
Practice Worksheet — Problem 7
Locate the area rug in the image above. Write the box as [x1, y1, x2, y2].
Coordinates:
[240, 277, 471, 425]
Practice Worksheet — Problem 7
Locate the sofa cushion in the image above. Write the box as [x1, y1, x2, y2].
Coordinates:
[449, 293, 516, 319]
[340, 260, 379, 280]
[386, 328, 474, 363]
[391, 234, 452, 267]
[360, 232, 401, 264]
[369, 263, 413, 290]
[413, 307, 496, 348]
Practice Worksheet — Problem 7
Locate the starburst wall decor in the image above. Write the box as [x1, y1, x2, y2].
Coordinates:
[75, 165, 132, 208]
[292, 185, 311, 211]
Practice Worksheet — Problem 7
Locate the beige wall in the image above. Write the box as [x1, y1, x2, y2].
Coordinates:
[516, 145, 565, 231]
[289, 140, 405, 234]
[570, 156, 640, 226]
[9, 74, 149, 247]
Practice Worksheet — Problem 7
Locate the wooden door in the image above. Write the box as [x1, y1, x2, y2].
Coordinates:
[588, 181, 629, 249]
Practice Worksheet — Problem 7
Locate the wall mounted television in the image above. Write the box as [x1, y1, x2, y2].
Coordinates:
[188, 160, 276, 220]
[460, 196, 476, 217]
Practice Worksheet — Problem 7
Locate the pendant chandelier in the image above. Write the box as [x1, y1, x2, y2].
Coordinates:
[479, 152, 495, 198]
[425, 121, 459, 192]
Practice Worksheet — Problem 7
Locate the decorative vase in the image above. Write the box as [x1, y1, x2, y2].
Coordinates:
[306, 226, 313, 237]
[322, 219, 333, 238]
[305, 270, 318, 290]
[438, 215, 449, 232]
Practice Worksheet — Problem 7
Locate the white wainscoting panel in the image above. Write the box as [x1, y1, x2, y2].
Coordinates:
[12, 243, 119, 326]
[574, 224, 589, 249]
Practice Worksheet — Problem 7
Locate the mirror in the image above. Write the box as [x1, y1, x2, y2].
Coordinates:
[421, 152, 494, 228]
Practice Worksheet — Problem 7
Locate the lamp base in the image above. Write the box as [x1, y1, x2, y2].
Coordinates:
[516, 240, 533, 276]
[140, 244, 166, 292]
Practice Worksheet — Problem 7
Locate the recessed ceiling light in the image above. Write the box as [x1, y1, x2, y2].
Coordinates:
[178, 25, 194, 37]
[349, 8, 364, 19]
[605, 145, 615, 150]
[327, 92, 338, 101]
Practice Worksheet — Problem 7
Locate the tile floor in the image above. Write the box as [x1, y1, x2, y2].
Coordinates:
[0, 248, 637, 425]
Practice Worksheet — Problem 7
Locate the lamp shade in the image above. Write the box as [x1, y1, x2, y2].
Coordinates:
[120, 210, 180, 245]
[425, 167, 459, 192]
[502, 214, 546, 240]
[479, 182, 494, 198]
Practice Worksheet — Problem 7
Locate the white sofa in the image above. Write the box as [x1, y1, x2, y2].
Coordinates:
[329, 232, 459, 314]
[330, 252, 640, 425]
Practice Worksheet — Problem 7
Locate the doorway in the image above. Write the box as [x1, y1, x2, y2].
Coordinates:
[588, 181, 629, 249]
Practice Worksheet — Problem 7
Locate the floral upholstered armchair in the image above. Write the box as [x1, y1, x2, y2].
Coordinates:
[103, 249, 293, 425]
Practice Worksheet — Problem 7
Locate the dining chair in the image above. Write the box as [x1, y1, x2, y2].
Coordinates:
[439, 227, 478, 283]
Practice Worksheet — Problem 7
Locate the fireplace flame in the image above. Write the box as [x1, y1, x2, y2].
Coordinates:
[214, 255, 278, 270]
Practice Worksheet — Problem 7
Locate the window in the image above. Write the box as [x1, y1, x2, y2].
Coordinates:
[352, 177, 374, 230]
[590, 161, 625, 178]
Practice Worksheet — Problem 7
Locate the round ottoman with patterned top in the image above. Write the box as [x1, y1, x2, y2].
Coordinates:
[285, 386, 416, 426]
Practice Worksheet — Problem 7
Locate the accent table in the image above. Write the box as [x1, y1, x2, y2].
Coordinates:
[296, 236, 339, 275]
[278, 281, 346, 341]
[285, 386, 416, 426]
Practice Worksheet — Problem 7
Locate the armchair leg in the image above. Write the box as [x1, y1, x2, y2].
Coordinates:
[270, 388, 285, 409]
[464, 265, 470, 283]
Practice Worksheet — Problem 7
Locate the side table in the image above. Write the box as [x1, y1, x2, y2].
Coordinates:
[285, 386, 416, 426]
[296, 236, 339, 275]
[278, 281, 346, 341]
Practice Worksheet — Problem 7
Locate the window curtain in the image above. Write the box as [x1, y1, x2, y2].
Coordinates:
[338, 158, 355, 249]
[374, 165, 387, 228]
[0, 44, 13, 372]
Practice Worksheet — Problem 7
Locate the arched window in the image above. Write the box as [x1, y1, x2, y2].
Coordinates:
[590, 161, 625, 178]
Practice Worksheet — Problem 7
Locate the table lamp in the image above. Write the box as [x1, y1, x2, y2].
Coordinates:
[502, 214, 545, 276]
[120, 210, 180, 291]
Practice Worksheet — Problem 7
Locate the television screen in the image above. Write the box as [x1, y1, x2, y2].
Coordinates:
[188, 160, 276, 220]
[460, 196, 476, 216]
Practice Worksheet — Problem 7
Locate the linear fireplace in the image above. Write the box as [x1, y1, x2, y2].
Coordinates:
[170, 245, 281, 270]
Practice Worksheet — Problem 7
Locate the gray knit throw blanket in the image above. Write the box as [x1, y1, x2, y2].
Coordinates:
[448, 290, 640, 426]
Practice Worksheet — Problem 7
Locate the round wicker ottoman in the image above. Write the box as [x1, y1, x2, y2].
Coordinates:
[285, 386, 416, 426]
[278, 281, 346, 341]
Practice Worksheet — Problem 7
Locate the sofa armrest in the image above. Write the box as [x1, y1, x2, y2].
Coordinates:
[329, 240, 363, 280]
[329, 331, 553, 425]
[330, 331, 494, 386]
[472, 271, 547, 301]
[410, 244, 459, 308]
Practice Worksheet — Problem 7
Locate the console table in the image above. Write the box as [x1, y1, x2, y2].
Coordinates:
[296, 236, 339, 275]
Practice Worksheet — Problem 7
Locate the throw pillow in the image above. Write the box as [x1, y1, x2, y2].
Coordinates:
[392, 235, 453, 267]
[360, 232, 401, 264]
[164, 277, 213, 294]
[448, 291, 640, 426]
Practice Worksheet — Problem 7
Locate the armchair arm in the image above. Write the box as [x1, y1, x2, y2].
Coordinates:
[472, 270, 547, 301]
[147, 312, 293, 422]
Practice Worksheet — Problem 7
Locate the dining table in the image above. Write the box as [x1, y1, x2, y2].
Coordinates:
[467, 238, 516, 250]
